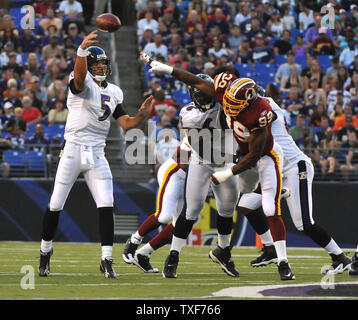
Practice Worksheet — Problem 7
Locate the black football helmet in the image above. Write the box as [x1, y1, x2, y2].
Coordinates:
[188, 74, 216, 112]
[87, 46, 111, 81]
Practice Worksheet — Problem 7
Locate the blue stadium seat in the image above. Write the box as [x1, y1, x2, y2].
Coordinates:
[47, 124, 65, 142]
[252, 64, 275, 88]
[234, 64, 253, 78]
[3, 150, 25, 176]
[253, 63, 275, 75]
[290, 28, 301, 44]
[172, 89, 191, 106]
[25, 151, 46, 174]
[9, 7, 23, 28]
[295, 55, 307, 68]
[275, 55, 287, 67]
[316, 55, 333, 70]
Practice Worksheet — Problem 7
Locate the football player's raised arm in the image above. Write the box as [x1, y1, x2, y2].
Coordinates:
[140, 52, 215, 97]
[116, 95, 154, 131]
[73, 30, 99, 92]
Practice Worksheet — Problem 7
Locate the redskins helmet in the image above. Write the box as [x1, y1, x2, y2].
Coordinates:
[223, 78, 258, 116]
[87, 46, 111, 82]
[188, 73, 216, 112]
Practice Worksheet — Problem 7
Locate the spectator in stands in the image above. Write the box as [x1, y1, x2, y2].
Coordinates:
[337, 64, 351, 89]
[27, 89, 43, 112]
[281, 4, 296, 30]
[333, 103, 358, 132]
[327, 88, 352, 115]
[41, 35, 64, 63]
[283, 86, 304, 119]
[167, 34, 182, 59]
[26, 76, 48, 108]
[62, 10, 85, 35]
[273, 30, 292, 55]
[0, 42, 22, 68]
[243, 16, 266, 42]
[4, 125, 27, 151]
[346, 71, 358, 98]
[58, 0, 84, 20]
[66, 23, 83, 48]
[340, 130, 358, 180]
[251, 33, 274, 64]
[186, 33, 207, 57]
[227, 24, 244, 53]
[40, 8, 63, 35]
[304, 77, 327, 105]
[275, 51, 301, 84]
[155, 122, 180, 168]
[48, 99, 68, 125]
[267, 9, 284, 38]
[0, 101, 14, 130]
[161, 0, 181, 22]
[41, 25, 63, 47]
[5, 107, 26, 133]
[17, 29, 41, 54]
[2, 52, 24, 77]
[315, 115, 332, 146]
[206, 7, 230, 36]
[35, 0, 58, 18]
[138, 26, 154, 50]
[164, 105, 179, 129]
[336, 114, 358, 145]
[188, 52, 205, 74]
[208, 37, 230, 61]
[41, 59, 65, 88]
[309, 102, 327, 128]
[137, 10, 159, 37]
[3, 86, 22, 109]
[326, 55, 340, 77]
[339, 40, 358, 68]
[23, 53, 43, 78]
[305, 12, 333, 47]
[188, 0, 208, 21]
[183, 10, 206, 37]
[0, 16, 19, 45]
[280, 65, 303, 93]
[26, 123, 50, 152]
[312, 27, 335, 56]
[149, 89, 176, 118]
[234, 1, 250, 26]
[292, 34, 307, 57]
[137, 0, 161, 21]
[298, 3, 314, 31]
[289, 113, 314, 148]
[159, 7, 178, 33]
[204, 61, 216, 77]
[302, 59, 327, 90]
[21, 96, 42, 125]
[143, 32, 168, 60]
[233, 36, 252, 65]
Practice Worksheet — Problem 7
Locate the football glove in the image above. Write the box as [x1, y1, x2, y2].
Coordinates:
[140, 52, 173, 74]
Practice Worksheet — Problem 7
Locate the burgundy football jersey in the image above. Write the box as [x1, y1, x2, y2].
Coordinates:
[213, 72, 274, 155]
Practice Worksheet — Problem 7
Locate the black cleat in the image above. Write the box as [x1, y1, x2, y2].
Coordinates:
[122, 238, 139, 264]
[251, 245, 278, 267]
[133, 253, 159, 273]
[349, 252, 358, 278]
[322, 252, 351, 274]
[278, 260, 295, 280]
[162, 250, 179, 278]
[209, 246, 239, 277]
[38, 249, 53, 277]
[100, 257, 117, 278]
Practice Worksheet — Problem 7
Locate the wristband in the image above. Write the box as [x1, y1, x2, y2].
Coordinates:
[213, 168, 234, 184]
[77, 47, 89, 57]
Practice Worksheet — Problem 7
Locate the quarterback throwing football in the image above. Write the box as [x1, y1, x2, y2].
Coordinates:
[38, 31, 153, 278]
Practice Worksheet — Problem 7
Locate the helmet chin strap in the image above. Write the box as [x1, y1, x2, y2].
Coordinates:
[89, 71, 106, 82]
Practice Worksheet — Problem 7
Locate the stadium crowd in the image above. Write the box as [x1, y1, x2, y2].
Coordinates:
[136, 0, 358, 181]
[0, 1, 358, 181]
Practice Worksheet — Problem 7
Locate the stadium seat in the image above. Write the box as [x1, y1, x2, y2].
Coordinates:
[9, 7, 23, 28]
[25, 151, 46, 175]
[171, 89, 191, 106]
[290, 28, 301, 44]
[316, 55, 333, 70]
[47, 124, 65, 142]
[295, 55, 307, 68]
[234, 63, 253, 78]
[3, 150, 25, 176]
[275, 55, 287, 67]
[253, 64, 275, 88]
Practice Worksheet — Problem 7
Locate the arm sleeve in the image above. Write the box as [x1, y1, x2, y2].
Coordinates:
[112, 103, 127, 120]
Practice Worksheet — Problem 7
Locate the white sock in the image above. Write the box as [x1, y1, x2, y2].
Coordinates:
[137, 243, 154, 257]
[274, 240, 288, 263]
[260, 230, 274, 246]
[324, 239, 342, 256]
[218, 234, 231, 248]
[101, 245, 113, 260]
[170, 235, 186, 253]
[40, 240, 52, 253]
[131, 231, 143, 244]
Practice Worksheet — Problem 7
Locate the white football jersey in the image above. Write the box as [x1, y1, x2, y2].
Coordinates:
[265, 97, 311, 172]
[179, 102, 237, 165]
[65, 72, 124, 147]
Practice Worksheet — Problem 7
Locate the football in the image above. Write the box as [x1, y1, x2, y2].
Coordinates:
[96, 13, 121, 32]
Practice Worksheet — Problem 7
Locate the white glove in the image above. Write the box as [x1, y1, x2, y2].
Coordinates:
[140, 52, 173, 74]
[211, 168, 234, 185]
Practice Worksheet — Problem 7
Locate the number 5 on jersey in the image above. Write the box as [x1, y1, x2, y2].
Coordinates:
[99, 94, 111, 121]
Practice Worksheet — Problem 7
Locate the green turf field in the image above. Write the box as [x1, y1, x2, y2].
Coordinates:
[0, 241, 357, 300]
